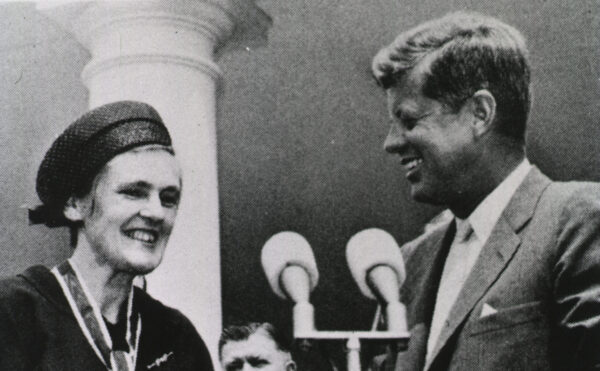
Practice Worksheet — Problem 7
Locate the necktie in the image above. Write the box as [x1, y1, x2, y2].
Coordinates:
[425, 219, 474, 366]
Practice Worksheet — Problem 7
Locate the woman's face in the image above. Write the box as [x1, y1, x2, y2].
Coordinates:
[68, 146, 182, 275]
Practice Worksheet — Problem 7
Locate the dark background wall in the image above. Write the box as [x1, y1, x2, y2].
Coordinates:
[1, 0, 598, 342]
[217, 0, 600, 334]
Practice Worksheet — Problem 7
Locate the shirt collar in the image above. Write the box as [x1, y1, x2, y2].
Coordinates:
[459, 158, 532, 244]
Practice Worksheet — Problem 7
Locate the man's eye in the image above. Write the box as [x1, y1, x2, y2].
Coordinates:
[225, 361, 242, 371]
[393, 110, 419, 130]
[248, 358, 269, 367]
[400, 116, 418, 129]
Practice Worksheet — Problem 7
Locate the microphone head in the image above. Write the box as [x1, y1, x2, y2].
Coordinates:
[346, 228, 405, 300]
[261, 231, 319, 299]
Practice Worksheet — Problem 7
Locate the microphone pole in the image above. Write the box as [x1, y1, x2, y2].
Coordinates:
[346, 228, 407, 333]
[261, 231, 319, 334]
[280, 264, 315, 333]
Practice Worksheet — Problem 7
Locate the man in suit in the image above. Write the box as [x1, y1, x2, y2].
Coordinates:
[370, 11, 600, 370]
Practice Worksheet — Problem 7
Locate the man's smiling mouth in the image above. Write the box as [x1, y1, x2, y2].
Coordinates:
[401, 156, 423, 171]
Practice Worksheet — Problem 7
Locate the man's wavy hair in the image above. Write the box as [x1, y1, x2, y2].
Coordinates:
[372, 12, 531, 142]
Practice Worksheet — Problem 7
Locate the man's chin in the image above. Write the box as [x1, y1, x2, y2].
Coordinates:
[410, 185, 445, 206]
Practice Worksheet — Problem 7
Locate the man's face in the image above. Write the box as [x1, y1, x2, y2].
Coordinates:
[221, 331, 295, 371]
[73, 146, 182, 275]
[384, 68, 478, 206]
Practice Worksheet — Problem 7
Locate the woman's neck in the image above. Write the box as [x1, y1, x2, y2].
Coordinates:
[70, 246, 134, 323]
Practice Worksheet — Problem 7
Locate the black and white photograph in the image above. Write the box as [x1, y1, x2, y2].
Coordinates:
[0, 0, 598, 370]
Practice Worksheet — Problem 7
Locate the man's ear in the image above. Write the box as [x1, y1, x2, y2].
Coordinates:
[468, 89, 496, 138]
[63, 196, 84, 222]
[285, 360, 297, 371]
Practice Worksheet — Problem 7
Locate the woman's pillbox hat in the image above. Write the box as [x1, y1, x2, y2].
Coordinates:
[29, 101, 172, 227]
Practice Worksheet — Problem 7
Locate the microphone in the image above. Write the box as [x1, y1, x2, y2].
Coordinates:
[261, 231, 319, 332]
[346, 228, 407, 331]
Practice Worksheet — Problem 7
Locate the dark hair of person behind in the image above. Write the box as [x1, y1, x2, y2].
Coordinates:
[219, 322, 292, 359]
[372, 11, 531, 142]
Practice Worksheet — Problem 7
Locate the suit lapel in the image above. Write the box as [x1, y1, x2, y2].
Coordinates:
[407, 222, 456, 326]
[428, 216, 520, 365]
[426, 167, 551, 368]
[395, 221, 455, 371]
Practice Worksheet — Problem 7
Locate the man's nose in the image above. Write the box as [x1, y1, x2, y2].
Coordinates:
[139, 193, 165, 221]
[383, 123, 408, 153]
[241, 363, 255, 371]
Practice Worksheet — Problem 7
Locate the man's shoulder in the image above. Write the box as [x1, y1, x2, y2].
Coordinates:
[537, 180, 600, 220]
[544, 180, 600, 202]
[510, 167, 600, 227]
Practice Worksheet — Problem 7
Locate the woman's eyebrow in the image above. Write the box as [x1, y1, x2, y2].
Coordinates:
[116, 181, 152, 190]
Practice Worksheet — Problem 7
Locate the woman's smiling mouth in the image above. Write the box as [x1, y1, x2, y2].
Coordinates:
[124, 229, 158, 243]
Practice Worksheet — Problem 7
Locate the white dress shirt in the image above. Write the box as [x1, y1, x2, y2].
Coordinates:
[425, 159, 532, 366]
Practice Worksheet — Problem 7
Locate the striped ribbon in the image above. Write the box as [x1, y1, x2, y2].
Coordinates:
[54, 261, 140, 371]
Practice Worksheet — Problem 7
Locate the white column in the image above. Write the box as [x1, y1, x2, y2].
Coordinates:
[37, 0, 271, 362]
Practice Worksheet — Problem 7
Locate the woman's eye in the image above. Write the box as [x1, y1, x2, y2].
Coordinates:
[120, 188, 145, 198]
[160, 190, 180, 207]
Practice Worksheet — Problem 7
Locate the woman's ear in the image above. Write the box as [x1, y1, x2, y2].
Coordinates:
[63, 196, 84, 222]
[285, 360, 297, 371]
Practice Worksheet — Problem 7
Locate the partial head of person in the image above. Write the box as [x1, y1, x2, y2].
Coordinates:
[219, 322, 296, 371]
[29, 101, 181, 276]
[372, 12, 531, 217]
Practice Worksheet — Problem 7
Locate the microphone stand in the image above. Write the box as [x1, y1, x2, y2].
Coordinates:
[280, 260, 409, 370]
[291, 302, 409, 371]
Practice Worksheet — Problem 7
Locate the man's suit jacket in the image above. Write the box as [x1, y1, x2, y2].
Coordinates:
[385, 167, 600, 371]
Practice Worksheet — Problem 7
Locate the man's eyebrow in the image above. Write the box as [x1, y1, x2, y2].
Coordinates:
[247, 355, 269, 363]
[224, 357, 243, 365]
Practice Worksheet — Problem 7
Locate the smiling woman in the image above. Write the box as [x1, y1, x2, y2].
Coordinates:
[65, 146, 182, 277]
[0, 101, 214, 371]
